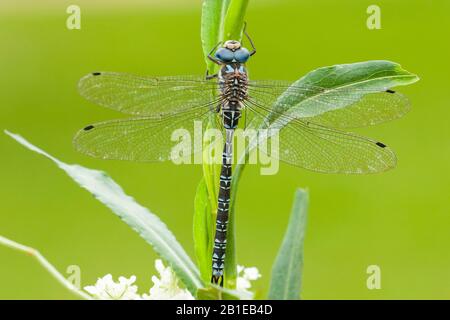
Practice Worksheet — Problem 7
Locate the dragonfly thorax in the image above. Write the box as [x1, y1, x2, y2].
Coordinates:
[219, 64, 248, 98]
[218, 63, 247, 129]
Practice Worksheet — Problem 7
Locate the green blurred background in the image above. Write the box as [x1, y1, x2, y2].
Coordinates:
[0, 0, 449, 299]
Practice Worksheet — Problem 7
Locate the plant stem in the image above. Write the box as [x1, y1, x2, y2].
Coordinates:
[0, 235, 92, 300]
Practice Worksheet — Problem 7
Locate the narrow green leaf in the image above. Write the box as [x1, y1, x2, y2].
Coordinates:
[193, 178, 213, 283]
[193, 115, 222, 285]
[5, 130, 204, 295]
[201, 117, 222, 213]
[201, 0, 231, 74]
[268, 189, 308, 300]
[223, 0, 249, 41]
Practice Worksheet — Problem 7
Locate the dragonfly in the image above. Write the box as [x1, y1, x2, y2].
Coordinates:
[73, 30, 410, 286]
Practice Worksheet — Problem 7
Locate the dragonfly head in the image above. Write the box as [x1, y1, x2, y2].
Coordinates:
[215, 40, 251, 63]
[223, 40, 241, 50]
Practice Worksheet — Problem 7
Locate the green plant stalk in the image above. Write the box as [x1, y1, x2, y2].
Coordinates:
[0, 235, 92, 300]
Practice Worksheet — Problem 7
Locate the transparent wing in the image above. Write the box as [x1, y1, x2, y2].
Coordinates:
[275, 120, 396, 173]
[244, 102, 397, 174]
[73, 108, 215, 162]
[247, 80, 410, 128]
[301, 91, 410, 128]
[78, 72, 221, 116]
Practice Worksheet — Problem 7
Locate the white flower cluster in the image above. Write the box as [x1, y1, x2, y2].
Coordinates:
[236, 265, 261, 293]
[84, 259, 193, 300]
[142, 259, 194, 300]
[84, 260, 260, 300]
[84, 274, 140, 300]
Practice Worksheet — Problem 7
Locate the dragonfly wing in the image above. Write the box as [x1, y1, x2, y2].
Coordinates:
[243, 102, 397, 174]
[78, 72, 220, 116]
[247, 80, 410, 128]
[297, 91, 410, 128]
[258, 117, 397, 174]
[73, 108, 214, 162]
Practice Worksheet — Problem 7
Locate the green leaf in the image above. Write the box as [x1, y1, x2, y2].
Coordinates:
[193, 115, 222, 284]
[201, 117, 222, 213]
[268, 189, 308, 300]
[223, 0, 249, 41]
[201, 0, 230, 74]
[201, 0, 249, 73]
[193, 178, 213, 283]
[5, 130, 204, 295]
[197, 284, 252, 300]
[270, 60, 419, 122]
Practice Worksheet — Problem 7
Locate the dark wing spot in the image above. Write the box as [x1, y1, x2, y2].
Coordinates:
[84, 125, 95, 131]
[92, 72, 101, 76]
[376, 142, 387, 148]
[386, 89, 395, 94]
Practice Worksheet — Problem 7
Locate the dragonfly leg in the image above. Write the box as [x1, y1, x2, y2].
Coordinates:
[205, 69, 218, 80]
[208, 41, 223, 65]
[208, 55, 222, 65]
[243, 22, 256, 56]
[244, 106, 248, 129]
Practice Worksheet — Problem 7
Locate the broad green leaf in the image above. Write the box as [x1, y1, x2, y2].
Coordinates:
[268, 189, 308, 300]
[5, 130, 204, 295]
[269, 60, 419, 123]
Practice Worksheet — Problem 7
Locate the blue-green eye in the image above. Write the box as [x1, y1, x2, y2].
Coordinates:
[234, 48, 250, 63]
[215, 48, 234, 62]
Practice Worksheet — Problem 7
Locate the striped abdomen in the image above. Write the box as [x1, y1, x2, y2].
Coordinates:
[211, 64, 247, 286]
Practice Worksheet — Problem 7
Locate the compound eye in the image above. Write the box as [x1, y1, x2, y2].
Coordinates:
[234, 48, 250, 63]
[215, 48, 234, 62]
